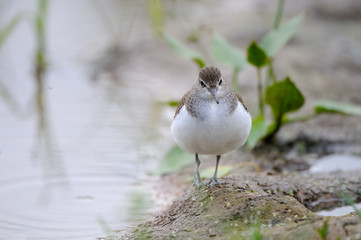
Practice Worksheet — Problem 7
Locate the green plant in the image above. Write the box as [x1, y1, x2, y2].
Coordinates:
[247, 41, 268, 116]
[161, 2, 312, 149]
[0, 11, 23, 113]
[35, 0, 48, 78]
[341, 189, 361, 219]
[0, 15, 22, 48]
[317, 219, 328, 240]
[244, 5, 361, 147]
[155, 0, 361, 173]
[34, 0, 49, 142]
[246, 35, 361, 145]
[245, 9, 306, 146]
[251, 221, 263, 240]
[265, 77, 304, 140]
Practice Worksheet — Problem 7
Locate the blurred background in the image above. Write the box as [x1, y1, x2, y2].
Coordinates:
[0, 0, 361, 239]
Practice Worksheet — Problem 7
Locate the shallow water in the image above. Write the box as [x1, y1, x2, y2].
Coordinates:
[310, 154, 361, 217]
[0, 79, 156, 239]
[310, 154, 361, 173]
[317, 203, 361, 217]
[0, 1, 162, 239]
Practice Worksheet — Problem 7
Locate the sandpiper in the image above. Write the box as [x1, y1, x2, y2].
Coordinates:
[171, 66, 252, 188]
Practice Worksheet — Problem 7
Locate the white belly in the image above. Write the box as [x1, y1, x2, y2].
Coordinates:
[171, 102, 252, 155]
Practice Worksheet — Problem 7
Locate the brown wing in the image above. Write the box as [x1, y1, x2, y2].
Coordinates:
[173, 90, 191, 119]
[234, 91, 249, 112]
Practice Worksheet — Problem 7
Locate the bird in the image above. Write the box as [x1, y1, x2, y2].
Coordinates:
[171, 66, 252, 188]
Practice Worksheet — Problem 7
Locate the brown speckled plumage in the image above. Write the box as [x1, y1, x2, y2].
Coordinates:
[174, 90, 190, 118]
[174, 66, 248, 119]
[235, 92, 248, 112]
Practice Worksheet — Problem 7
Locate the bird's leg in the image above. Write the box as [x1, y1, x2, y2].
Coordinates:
[208, 155, 221, 186]
[193, 153, 204, 188]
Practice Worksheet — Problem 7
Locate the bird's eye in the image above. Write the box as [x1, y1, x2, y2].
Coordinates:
[219, 79, 223, 85]
[200, 81, 206, 88]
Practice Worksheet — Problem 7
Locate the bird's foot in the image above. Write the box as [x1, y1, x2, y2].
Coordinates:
[193, 172, 204, 189]
[207, 177, 225, 187]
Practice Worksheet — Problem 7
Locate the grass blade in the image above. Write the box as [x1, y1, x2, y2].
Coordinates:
[0, 15, 22, 48]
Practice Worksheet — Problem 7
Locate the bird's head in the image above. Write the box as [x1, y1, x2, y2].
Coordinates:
[195, 66, 224, 104]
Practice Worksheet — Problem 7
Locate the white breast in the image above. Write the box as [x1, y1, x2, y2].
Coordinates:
[171, 102, 252, 155]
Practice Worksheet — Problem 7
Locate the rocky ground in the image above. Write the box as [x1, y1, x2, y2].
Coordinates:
[120, 173, 361, 239]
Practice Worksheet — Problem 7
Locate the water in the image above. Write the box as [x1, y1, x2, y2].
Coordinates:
[309, 154, 361, 173]
[317, 203, 361, 217]
[0, 80, 154, 239]
[0, 1, 163, 239]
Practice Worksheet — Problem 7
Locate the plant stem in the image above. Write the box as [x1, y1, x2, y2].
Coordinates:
[267, 59, 277, 85]
[266, 0, 286, 84]
[34, 0, 49, 157]
[273, 0, 285, 29]
[257, 68, 264, 116]
[264, 114, 282, 142]
[148, 0, 164, 37]
[343, 190, 361, 220]
[265, 112, 320, 142]
[232, 68, 240, 94]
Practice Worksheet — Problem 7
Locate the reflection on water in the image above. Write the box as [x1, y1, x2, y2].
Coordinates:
[33, 0, 68, 197]
[0, 1, 162, 239]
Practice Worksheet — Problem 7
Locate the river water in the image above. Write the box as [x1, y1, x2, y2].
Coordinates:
[0, 1, 166, 239]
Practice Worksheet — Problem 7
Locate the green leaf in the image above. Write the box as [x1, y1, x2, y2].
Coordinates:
[260, 13, 304, 57]
[211, 34, 247, 71]
[165, 35, 205, 68]
[314, 100, 361, 116]
[163, 100, 179, 107]
[193, 58, 206, 69]
[246, 115, 271, 148]
[151, 145, 193, 175]
[265, 77, 305, 119]
[247, 42, 268, 68]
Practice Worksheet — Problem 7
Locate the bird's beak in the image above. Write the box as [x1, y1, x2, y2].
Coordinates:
[209, 88, 219, 104]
